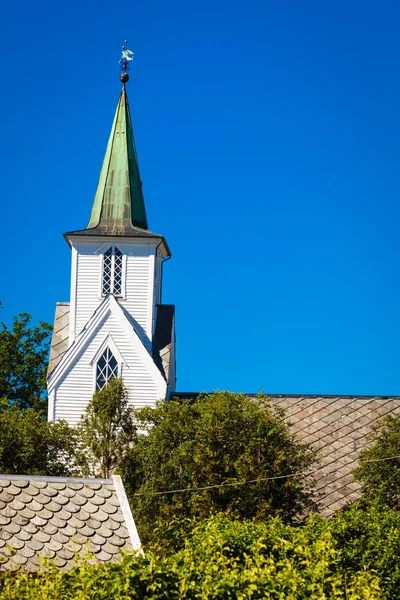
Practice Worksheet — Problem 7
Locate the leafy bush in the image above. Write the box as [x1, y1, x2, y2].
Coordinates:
[354, 414, 400, 508]
[329, 503, 400, 600]
[0, 405, 77, 476]
[0, 515, 382, 599]
[121, 392, 318, 543]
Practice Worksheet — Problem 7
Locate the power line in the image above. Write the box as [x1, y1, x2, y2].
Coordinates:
[360, 454, 400, 464]
[133, 471, 310, 497]
[133, 453, 400, 497]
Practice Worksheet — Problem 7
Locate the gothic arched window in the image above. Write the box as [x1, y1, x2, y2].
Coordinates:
[102, 246, 123, 296]
[96, 347, 118, 390]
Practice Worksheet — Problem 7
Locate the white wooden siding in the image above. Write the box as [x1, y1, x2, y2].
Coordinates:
[119, 247, 154, 347]
[68, 246, 78, 346]
[152, 255, 162, 335]
[71, 240, 156, 347]
[74, 244, 101, 337]
[55, 310, 164, 426]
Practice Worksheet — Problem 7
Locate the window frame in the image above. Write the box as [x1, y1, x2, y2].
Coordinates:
[90, 335, 127, 392]
[96, 243, 127, 299]
[95, 346, 119, 390]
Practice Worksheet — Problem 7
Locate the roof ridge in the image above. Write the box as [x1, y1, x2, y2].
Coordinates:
[172, 392, 400, 400]
[0, 474, 113, 484]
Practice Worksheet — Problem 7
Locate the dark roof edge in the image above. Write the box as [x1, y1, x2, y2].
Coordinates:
[152, 304, 175, 382]
[62, 231, 171, 256]
[63, 228, 161, 239]
[0, 474, 113, 484]
[172, 392, 400, 400]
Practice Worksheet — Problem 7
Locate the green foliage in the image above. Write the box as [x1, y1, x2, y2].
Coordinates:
[152, 504, 400, 598]
[121, 392, 317, 542]
[76, 378, 136, 478]
[329, 503, 400, 600]
[0, 405, 77, 476]
[353, 414, 400, 508]
[0, 515, 382, 599]
[0, 306, 52, 413]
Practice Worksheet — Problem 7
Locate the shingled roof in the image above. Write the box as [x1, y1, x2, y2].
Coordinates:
[272, 394, 400, 515]
[0, 475, 141, 572]
[47, 302, 70, 377]
[173, 392, 400, 516]
[153, 304, 175, 382]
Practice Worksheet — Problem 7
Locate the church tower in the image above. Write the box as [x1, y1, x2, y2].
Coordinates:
[47, 64, 176, 425]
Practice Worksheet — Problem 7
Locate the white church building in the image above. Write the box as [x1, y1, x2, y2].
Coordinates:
[47, 79, 176, 425]
[45, 67, 400, 518]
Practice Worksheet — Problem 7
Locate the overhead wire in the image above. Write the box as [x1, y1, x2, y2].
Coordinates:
[132, 453, 400, 497]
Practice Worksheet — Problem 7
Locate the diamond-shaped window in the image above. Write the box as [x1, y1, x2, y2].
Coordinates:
[96, 347, 118, 390]
[102, 247, 123, 297]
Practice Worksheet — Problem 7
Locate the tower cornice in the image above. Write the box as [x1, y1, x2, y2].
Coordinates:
[63, 232, 171, 258]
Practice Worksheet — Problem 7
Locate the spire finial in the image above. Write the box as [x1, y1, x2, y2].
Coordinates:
[119, 40, 134, 84]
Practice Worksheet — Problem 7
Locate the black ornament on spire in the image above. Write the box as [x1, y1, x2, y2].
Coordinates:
[119, 40, 134, 84]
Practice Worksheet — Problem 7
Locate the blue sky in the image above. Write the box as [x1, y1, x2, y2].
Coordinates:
[1, 0, 400, 395]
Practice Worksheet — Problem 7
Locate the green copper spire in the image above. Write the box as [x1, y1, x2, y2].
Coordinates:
[87, 85, 148, 233]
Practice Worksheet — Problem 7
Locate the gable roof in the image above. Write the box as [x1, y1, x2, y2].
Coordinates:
[0, 474, 140, 572]
[47, 295, 167, 399]
[173, 392, 400, 516]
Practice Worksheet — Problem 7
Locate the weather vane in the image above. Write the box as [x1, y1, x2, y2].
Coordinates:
[119, 40, 134, 84]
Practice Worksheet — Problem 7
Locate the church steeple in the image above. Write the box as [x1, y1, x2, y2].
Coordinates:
[66, 65, 168, 248]
[47, 45, 176, 424]
[87, 84, 148, 234]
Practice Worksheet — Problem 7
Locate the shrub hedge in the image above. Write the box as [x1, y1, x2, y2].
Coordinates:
[1, 509, 394, 599]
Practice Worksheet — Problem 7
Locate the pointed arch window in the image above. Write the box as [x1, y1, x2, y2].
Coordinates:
[102, 246, 124, 296]
[96, 347, 118, 390]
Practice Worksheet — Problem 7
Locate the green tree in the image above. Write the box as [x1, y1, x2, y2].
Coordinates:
[353, 414, 400, 508]
[0, 403, 77, 476]
[77, 377, 136, 478]
[122, 392, 317, 542]
[0, 305, 52, 413]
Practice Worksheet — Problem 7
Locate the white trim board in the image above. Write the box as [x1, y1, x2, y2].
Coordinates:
[112, 475, 143, 554]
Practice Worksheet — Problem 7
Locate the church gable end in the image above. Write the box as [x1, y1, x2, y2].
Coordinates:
[48, 296, 167, 425]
